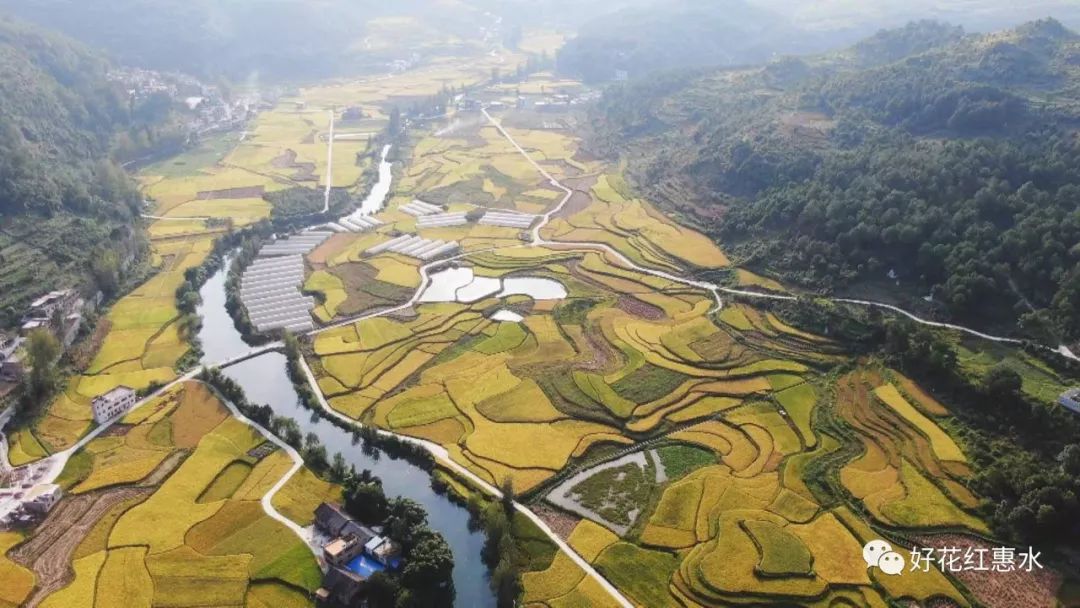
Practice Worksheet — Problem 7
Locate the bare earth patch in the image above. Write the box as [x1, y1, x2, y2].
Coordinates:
[196, 186, 265, 200]
[10, 487, 152, 608]
[138, 450, 188, 486]
[913, 534, 1063, 608]
[306, 233, 354, 267]
[571, 323, 619, 373]
[615, 295, 665, 320]
[270, 150, 316, 181]
[555, 176, 598, 219]
[532, 503, 580, 541]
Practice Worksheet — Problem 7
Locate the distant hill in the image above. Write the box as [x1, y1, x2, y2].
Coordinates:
[846, 20, 966, 67]
[0, 16, 162, 324]
[556, 0, 830, 82]
[0, 0, 497, 80]
[589, 19, 1080, 342]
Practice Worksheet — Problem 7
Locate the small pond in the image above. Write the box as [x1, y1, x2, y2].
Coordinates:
[420, 267, 567, 304]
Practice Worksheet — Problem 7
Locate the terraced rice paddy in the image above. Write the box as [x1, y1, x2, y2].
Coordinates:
[2, 56, 1020, 608]
[300, 82, 997, 607]
[4, 382, 322, 607]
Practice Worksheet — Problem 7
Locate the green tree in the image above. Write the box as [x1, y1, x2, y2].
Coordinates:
[983, 364, 1022, 398]
[491, 554, 522, 607]
[90, 247, 121, 296]
[400, 530, 455, 607]
[386, 498, 429, 550]
[25, 328, 61, 402]
[329, 452, 348, 482]
[345, 481, 388, 524]
[499, 476, 516, 514]
[366, 571, 401, 608]
[1058, 444, 1080, 476]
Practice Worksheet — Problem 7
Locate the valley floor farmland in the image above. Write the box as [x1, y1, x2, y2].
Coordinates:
[4, 381, 320, 608]
[3, 38, 1075, 608]
[300, 76, 1074, 606]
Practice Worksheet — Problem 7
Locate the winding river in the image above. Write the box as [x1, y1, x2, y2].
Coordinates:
[195, 151, 495, 607]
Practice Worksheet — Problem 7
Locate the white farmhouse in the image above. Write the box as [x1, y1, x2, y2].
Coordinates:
[24, 484, 62, 514]
[92, 386, 137, 424]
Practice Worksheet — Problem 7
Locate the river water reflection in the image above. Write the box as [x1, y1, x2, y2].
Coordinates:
[194, 141, 494, 605]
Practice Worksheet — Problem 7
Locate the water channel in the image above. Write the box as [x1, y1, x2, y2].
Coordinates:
[194, 147, 495, 607]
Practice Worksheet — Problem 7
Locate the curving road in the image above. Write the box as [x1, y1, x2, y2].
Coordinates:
[294, 356, 636, 608]
[479, 109, 1078, 364]
[291, 108, 1079, 608]
[202, 381, 311, 542]
[0, 342, 298, 542]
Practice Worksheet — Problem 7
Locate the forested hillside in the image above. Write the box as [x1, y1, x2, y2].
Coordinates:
[588, 19, 1080, 343]
[0, 16, 170, 324]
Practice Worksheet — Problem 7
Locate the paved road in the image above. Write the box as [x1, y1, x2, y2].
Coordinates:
[1, 342, 293, 533]
[294, 357, 636, 608]
[480, 109, 1079, 364]
[322, 110, 335, 214]
[202, 382, 311, 543]
[140, 214, 212, 221]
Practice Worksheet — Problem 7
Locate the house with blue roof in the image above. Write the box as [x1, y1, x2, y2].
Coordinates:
[313, 502, 403, 607]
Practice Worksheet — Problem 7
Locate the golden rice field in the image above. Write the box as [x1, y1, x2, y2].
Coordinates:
[1, 54, 1009, 608]
[14, 381, 324, 608]
[296, 84, 995, 607]
[19, 232, 215, 457]
[11, 52, 538, 457]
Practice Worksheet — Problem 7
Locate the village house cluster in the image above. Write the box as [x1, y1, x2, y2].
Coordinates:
[313, 502, 402, 607]
[0, 289, 87, 397]
[106, 67, 267, 139]
[0, 452, 63, 528]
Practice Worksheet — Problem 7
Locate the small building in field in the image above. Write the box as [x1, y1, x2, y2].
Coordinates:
[323, 535, 365, 567]
[366, 536, 402, 568]
[314, 502, 352, 536]
[1060, 388, 1080, 415]
[92, 386, 137, 424]
[316, 566, 367, 606]
[24, 484, 62, 514]
[0, 334, 25, 382]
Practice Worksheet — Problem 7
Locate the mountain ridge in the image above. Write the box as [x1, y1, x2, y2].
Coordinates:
[587, 18, 1080, 342]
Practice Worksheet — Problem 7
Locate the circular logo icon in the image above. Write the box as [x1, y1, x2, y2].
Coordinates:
[862, 539, 892, 569]
[878, 551, 905, 575]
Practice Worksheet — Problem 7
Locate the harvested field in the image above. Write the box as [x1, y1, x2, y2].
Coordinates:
[914, 533, 1062, 608]
[10, 487, 152, 608]
[196, 186, 266, 199]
